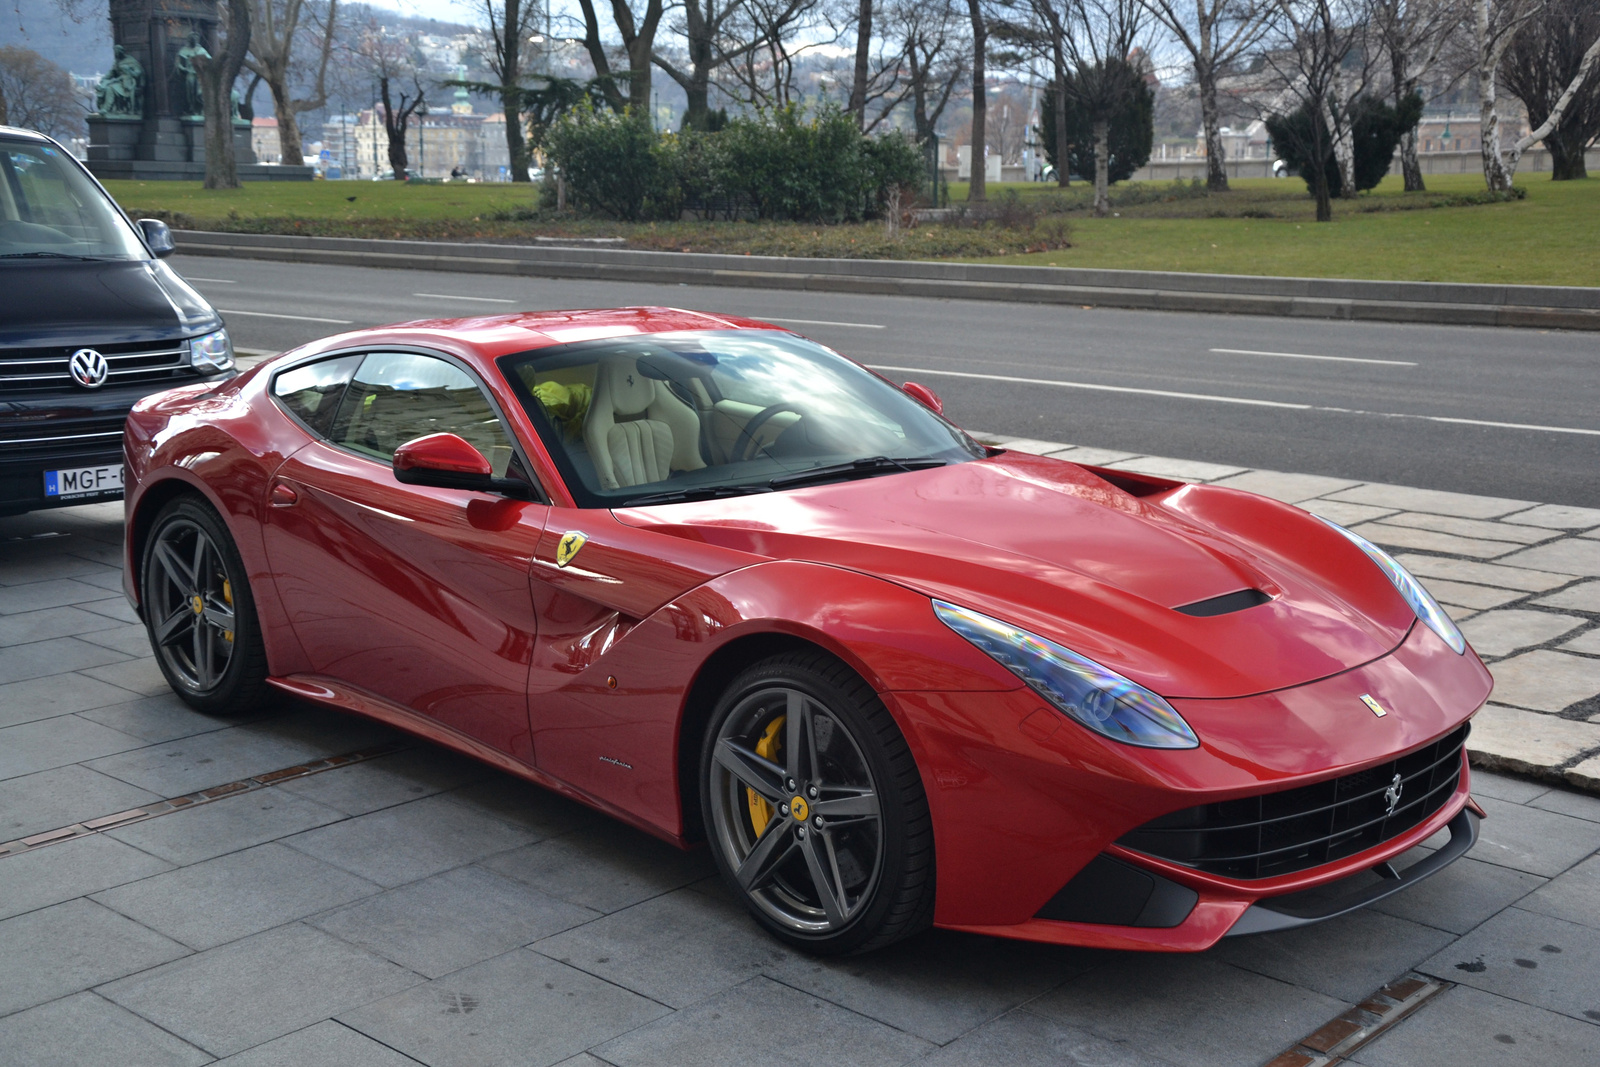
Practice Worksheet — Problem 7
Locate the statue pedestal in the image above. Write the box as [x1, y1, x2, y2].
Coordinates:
[86, 117, 142, 163]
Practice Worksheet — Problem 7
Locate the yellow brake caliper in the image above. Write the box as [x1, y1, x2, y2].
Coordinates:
[747, 715, 785, 836]
[221, 579, 234, 644]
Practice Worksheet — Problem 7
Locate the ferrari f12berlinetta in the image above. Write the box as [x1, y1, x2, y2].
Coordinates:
[122, 307, 1492, 955]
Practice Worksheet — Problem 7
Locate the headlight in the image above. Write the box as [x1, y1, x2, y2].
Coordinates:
[188, 328, 234, 373]
[933, 600, 1200, 749]
[1317, 517, 1465, 654]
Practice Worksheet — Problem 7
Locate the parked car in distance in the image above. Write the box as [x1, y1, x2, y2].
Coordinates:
[0, 125, 234, 517]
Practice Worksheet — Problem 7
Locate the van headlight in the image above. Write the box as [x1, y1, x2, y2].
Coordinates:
[934, 600, 1200, 749]
[1317, 517, 1465, 654]
[188, 329, 234, 373]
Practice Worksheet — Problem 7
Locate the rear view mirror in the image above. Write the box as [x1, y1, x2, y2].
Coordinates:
[137, 219, 175, 258]
[901, 381, 944, 416]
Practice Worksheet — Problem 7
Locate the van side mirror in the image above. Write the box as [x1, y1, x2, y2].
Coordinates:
[901, 381, 944, 416]
[137, 219, 175, 258]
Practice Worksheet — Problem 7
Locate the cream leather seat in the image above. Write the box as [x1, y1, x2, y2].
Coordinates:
[583, 357, 707, 489]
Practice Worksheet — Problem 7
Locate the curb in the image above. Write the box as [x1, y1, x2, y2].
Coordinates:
[172, 230, 1600, 331]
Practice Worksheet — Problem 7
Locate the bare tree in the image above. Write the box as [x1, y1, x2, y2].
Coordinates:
[0, 45, 87, 139]
[1474, 0, 1599, 190]
[966, 0, 989, 200]
[724, 0, 834, 109]
[244, 0, 339, 167]
[470, 0, 541, 180]
[356, 24, 426, 179]
[1260, 0, 1364, 218]
[849, 0, 875, 126]
[573, 0, 666, 113]
[651, 0, 813, 129]
[1139, 0, 1272, 191]
[1371, 0, 1459, 191]
[1056, 0, 1149, 215]
[1500, 0, 1600, 180]
[874, 0, 969, 138]
[196, 0, 253, 189]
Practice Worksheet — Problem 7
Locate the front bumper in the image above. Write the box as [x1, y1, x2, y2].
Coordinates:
[890, 619, 1493, 951]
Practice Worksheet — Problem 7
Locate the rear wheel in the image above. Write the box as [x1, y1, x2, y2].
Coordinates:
[141, 495, 270, 715]
[700, 650, 934, 955]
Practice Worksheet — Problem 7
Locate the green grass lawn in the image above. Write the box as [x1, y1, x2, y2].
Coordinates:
[953, 174, 1600, 287]
[103, 171, 1600, 286]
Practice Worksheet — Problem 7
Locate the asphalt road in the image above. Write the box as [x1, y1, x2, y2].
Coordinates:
[172, 253, 1600, 508]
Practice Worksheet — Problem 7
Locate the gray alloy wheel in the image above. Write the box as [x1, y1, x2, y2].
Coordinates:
[701, 651, 934, 954]
[141, 496, 269, 715]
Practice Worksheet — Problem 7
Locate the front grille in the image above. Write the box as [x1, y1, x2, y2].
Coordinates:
[0, 414, 128, 463]
[1118, 724, 1468, 880]
[0, 341, 198, 393]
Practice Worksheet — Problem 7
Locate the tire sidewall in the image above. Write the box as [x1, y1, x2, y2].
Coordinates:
[699, 655, 917, 955]
[141, 495, 262, 714]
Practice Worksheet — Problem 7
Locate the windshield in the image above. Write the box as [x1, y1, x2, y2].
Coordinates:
[0, 138, 147, 260]
[500, 330, 983, 507]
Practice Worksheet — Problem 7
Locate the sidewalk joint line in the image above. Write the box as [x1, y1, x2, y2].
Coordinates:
[0, 742, 408, 860]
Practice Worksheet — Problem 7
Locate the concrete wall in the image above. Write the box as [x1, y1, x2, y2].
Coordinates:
[1130, 146, 1600, 183]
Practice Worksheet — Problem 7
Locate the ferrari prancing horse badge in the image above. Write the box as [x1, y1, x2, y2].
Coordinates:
[555, 531, 587, 568]
[1360, 694, 1389, 718]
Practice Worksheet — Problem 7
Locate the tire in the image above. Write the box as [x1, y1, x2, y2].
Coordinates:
[700, 649, 935, 955]
[140, 494, 270, 715]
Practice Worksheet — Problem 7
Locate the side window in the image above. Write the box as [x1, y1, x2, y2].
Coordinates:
[328, 352, 519, 478]
[272, 354, 362, 436]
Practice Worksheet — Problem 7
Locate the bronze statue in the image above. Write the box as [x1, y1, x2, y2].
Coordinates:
[95, 45, 143, 118]
[174, 32, 209, 118]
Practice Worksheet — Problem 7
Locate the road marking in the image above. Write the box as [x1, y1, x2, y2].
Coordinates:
[414, 292, 518, 303]
[182, 276, 237, 284]
[868, 363, 1600, 437]
[216, 308, 354, 324]
[1210, 347, 1417, 367]
[763, 317, 886, 329]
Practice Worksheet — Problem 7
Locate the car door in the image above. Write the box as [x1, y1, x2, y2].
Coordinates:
[261, 349, 550, 762]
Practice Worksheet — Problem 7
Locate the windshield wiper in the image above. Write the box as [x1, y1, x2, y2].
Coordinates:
[0, 251, 105, 261]
[768, 456, 947, 490]
[618, 484, 776, 507]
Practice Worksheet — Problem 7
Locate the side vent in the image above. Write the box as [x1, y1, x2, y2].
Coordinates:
[1174, 588, 1272, 618]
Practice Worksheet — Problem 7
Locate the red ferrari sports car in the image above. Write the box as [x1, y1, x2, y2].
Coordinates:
[122, 307, 1493, 955]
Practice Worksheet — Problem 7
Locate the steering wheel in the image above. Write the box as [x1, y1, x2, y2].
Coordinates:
[733, 402, 807, 462]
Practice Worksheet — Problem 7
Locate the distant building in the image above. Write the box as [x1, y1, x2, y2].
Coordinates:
[320, 81, 513, 180]
[252, 118, 281, 164]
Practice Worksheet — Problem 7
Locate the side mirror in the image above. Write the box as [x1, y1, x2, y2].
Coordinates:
[394, 433, 494, 491]
[137, 219, 175, 258]
[901, 381, 944, 416]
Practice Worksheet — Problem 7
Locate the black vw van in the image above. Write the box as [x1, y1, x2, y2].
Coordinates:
[0, 125, 234, 516]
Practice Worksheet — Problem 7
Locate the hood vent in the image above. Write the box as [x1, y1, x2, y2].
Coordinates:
[1174, 588, 1272, 618]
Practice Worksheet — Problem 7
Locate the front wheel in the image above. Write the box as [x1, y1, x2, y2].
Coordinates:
[700, 650, 934, 955]
[141, 495, 270, 715]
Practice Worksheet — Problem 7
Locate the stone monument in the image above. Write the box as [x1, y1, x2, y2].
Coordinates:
[85, 0, 311, 181]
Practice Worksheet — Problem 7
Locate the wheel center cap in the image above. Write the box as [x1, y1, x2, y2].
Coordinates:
[790, 795, 809, 821]
[190, 595, 204, 616]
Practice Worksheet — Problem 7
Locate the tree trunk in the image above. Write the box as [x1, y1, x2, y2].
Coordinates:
[849, 0, 873, 129]
[386, 127, 409, 179]
[1478, 0, 1516, 192]
[506, 96, 527, 180]
[1093, 119, 1109, 216]
[1400, 126, 1424, 190]
[195, 1, 250, 191]
[1325, 82, 1356, 197]
[504, 0, 528, 180]
[1311, 141, 1332, 221]
[1053, 60, 1069, 187]
[1196, 65, 1228, 192]
[267, 77, 305, 166]
[1547, 127, 1590, 179]
[966, 0, 985, 202]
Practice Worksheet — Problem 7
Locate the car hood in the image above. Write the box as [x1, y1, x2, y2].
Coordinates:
[615, 452, 1417, 699]
[0, 259, 219, 347]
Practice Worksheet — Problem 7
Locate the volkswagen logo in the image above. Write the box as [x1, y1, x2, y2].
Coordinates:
[69, 348, 110, 389]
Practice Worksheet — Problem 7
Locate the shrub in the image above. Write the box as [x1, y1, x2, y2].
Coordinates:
[1267, 93, 1424, 196]
[544, 103, 678, 221]
[1037, 62, 1155, 184]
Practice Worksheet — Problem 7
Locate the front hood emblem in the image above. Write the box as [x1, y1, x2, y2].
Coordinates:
[1360, 694, 1389, 718]
[69, 348, 110, 388]
[556, 531, 587, 568]
[1384, 773, 1404, 817]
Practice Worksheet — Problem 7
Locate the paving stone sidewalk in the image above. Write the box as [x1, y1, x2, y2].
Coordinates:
[1, 470, 1598, 1065]
[978, 434, 1600, 797]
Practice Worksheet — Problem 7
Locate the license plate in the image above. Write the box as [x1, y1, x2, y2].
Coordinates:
[44, 464, 124, 500]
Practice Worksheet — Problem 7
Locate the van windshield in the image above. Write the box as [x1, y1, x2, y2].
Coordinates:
[0, 139, 146, 260]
